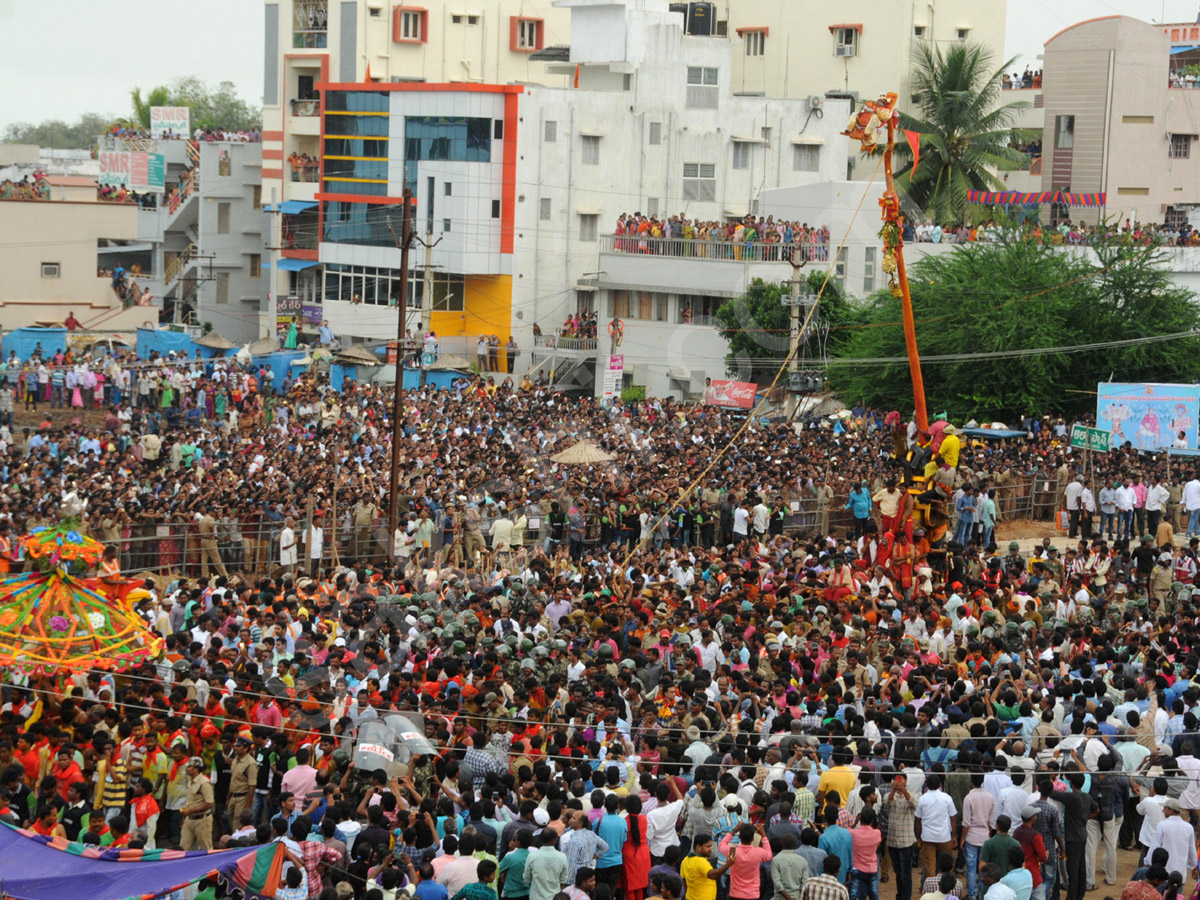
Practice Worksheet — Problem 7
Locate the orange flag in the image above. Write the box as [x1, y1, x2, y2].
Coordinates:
[904, 130, 921, 174]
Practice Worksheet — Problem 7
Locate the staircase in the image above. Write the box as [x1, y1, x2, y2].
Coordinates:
[164, 244, 199, 287]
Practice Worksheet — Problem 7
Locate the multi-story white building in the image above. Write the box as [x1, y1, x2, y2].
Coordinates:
[265, 0, 851, 398]
[127, 139, 266, 342]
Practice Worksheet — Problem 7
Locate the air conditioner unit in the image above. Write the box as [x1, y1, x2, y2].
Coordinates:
[835, 44, 856, 58]
[807, 95, 824, 110]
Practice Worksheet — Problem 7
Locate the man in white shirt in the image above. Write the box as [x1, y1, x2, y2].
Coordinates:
[1134, 778, 1170, 853]
[279, 517, 297, 573]
[1064, 475, 1085, 538]
[751, 497, 770, 537]
[1115, 482, 1136, 541]
[1146, 477, 1171, 534]
[645, 781, 685, 863]
[1148, 799, 1197, 887]
[1183, 476, 1200, 537]
[915, 774, 958, 879]
[732, 504, 750, 539]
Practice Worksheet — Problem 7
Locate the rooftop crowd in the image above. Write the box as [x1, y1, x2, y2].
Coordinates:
[2, 351, 1200, 900]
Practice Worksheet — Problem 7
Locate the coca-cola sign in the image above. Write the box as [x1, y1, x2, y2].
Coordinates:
[705, 379, 757, 409]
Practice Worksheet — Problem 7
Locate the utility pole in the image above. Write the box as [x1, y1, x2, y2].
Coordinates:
[386, 188, 414, 564]
[784, 253, 807, 418]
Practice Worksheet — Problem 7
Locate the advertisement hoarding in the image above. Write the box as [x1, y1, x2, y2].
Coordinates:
[149, 106, 190, 139]
[1096, 382, 1200, 450]
[704, 379, 757, 409]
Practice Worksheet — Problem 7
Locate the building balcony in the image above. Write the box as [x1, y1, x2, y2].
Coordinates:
[597, 234, 821, 296]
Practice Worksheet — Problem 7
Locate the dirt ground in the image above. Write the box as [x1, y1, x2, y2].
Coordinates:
[879, 846, 1142, 900]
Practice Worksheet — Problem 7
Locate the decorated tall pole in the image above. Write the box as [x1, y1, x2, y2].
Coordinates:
[843, 92, 929, 433]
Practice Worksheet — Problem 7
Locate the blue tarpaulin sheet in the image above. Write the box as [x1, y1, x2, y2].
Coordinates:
[0, 822, 283, 900]
[2, 327, 67, 361]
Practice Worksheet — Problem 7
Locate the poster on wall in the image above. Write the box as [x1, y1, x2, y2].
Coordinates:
[704, 379, 757, 409]
[601, 355, 624, 402]
[1096, 382, 1200, 450]
[276, 294, 303, 336]
[150, 106, 190, 139]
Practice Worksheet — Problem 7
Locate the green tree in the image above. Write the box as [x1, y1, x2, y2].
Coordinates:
[130, 85, 171, 129]
[128, 76, 260, 133]
[892, 43, 1030, 225]
[828, 235, 1200, 418]
[715, 272, 850, 384]
[2, 113, 113, 150]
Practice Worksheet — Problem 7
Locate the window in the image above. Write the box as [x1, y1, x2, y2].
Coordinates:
[491, 199, 500, 218]
[834, 28, 857, 54]
[403, 115, 491, 190]
[863, 246, 875, 293]
[956, 28, 969, 40]
[913, 25, 926, 37]
[686, 66, 719, 109]
[761, 126, 772, 144]
[512, 17, 543, 51]
[744, 30, 765, 56]
[732, 141, 752, 170]
[252, 185, 262, 209]
[468, 15, 478, 25]
[250, 254, 262, 278]
[646, 197, 658, 216]
[612, 291, 631, 318]
[579, 214, 598, 242]
[452, 14, 461, 23]
[1122, 115, 1154, 124]
[217, 202, 230, 234]
[393, 7, 427, 43]
[648, 122, 662, 145]
[1166, 206, 1190, 228]
[1055, 115, 1075, 149]
[682, 162, 716, 201]
[41, 262, 60, 278]
[582, 135, 600, 165]
[216, 272, 230, 304]
[677, 294, 722, 323]
[1171, 133, 1194, 159]
[443, 218, 451, 232]
[369, 5, 381, 16]
[293, 0, 328, 48]
[431, 272, 464, 311]
[539, 197, 551, 220]
[793, 144, 820, 172]
[833, 247, 846, 290]
[494, 119, 503, 140]
[544, 120, 556, 143]
[444, 182, 452, 195]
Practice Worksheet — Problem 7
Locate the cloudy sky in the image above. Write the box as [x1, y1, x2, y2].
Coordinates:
[1, 0, 1198, 130]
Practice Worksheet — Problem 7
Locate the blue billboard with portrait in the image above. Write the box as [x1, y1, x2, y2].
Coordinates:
[1096, 382, 1200, 450]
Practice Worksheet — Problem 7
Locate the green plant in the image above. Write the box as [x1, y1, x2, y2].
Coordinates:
[621, 385, 646, 402]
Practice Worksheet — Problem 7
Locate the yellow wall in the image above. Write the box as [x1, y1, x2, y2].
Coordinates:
[429, 273, 513, 343]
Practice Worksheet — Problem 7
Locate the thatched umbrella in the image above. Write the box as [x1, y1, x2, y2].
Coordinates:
[336, 344, 382, 367]
[195, 331, 237, 350]
[550, 440, 616, 465]
[426, 354, 472, 371]
[249, 336, 280, 355]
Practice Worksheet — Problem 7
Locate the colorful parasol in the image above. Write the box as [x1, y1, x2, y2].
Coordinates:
[0, 572, 163, 676]
[0, 524, 163, 676]
[20, 524, 105, 571]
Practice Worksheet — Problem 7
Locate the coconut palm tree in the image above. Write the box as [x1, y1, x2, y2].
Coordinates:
[130, 85, 171, 131]
[893, 42, 1031, 225]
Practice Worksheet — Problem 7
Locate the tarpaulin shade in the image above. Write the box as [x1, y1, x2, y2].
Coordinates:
[965, 190, 1106, 207]
[272, 200, 318, 214]
[268, 258, 320, 271]
[0, 823, 285, 900]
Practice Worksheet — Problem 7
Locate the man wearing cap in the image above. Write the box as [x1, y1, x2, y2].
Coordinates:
[1147, 798, 1196, 888]
[226, 736, 258, 832]
[1013, 807, 1047, 900]
[180, 756, 215, 850]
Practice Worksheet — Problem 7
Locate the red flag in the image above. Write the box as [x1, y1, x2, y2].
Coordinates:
[904, 130, 921, 174]
[574, 64, 580, 89]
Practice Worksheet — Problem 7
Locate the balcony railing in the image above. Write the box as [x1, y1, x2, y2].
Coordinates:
[289, 160, 320, 182]
[534, 332, 598, 351]
[599, 233, 831, 263]
[290, 98, 320, 117]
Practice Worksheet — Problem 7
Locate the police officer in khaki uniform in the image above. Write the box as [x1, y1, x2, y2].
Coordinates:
[180, 756, 215, 850]
[225, 737, 257, 832]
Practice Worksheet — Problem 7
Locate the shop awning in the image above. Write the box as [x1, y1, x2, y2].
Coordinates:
[268, 258, 320, 271]
[273, 200, 318, 214]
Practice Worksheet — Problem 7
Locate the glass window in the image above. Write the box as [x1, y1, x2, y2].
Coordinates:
[732, 141, 751, 170]
[217, 202, 230, 234]
[323, 159, 388, 180]
[544, 120, 557, 142]
[582, 135, 600, 165]
[323, 202, 402, 245]
[793, 144, 820, 172]
[403, 116, 492, 190]
[324, 138, 387, 157]
[431, 273, 465, 311]
[686, 67, 719, 109]
[324, 114, 389, 136]
[540, 198, 551, 220]
[612, 291, 631, 318]
[863, 246, 875, 293]
[1171, 133, 1194, 159]
[250, 254, 261, 278]
[745, 31, 765, 56]
[649, 122, 662, 145]
[1055, 115, 1074, 150]
[682, 162, 715, 201]
[580, 214, 598, 241]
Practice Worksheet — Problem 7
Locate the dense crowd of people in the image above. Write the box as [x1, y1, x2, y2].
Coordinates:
[0, 173, 51, 200]
[611, 214, 832, 262]
[4, 350, 1200, 900]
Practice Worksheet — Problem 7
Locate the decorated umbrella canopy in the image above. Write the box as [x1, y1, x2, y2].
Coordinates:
[549, 439, 616, 465]
[194, 331, 237, 350]
[248, 336, 281, 356]
[965, 189, 1106, 207]
[425, 354, 472, 371]
[335, 344, 382, 367]
[0, 525, 164, 676]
